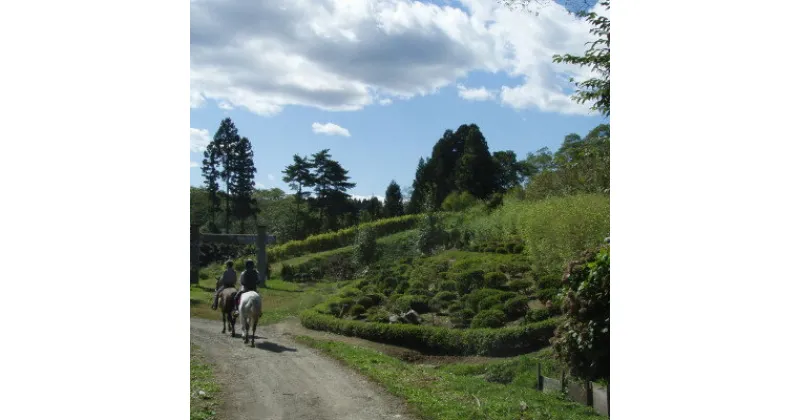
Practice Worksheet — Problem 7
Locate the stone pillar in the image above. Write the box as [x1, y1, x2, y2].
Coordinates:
[190, 224, 200, 284]
[256, 225, 268, 286]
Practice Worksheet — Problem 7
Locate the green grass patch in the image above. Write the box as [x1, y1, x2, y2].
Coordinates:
[190, 271, 350, 324]
[190, 344, 221, 420]
[296, 337, 603, 420]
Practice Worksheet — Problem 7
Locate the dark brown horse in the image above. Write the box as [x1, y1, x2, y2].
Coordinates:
[218, 287, 238, 336]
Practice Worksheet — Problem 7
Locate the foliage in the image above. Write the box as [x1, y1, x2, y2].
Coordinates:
[301, 309, 561, 356]
[470, 309, 506, 328]
[441, 191, 479, 212]
[551, 244, 610, 381]
[416, 212, 447, 256]
[503, 296, 530, 319]
[392, 294, 431, 314]
[552, 1, 610, 117]
[352, 225, 378, 267]
[483, 271, 507, 289]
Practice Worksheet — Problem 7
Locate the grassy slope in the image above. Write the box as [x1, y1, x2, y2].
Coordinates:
[190, 344, 222, 420]
[297, 337, 603, 420]
[190, 273, 350, 324]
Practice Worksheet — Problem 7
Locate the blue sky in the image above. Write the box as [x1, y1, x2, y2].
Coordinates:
[190, 0, 607, 199]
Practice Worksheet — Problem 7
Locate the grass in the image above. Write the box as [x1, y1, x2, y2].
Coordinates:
[296, 336, 604, 420]
[190, 344, 222, 420]
[190, 270, 351, 324]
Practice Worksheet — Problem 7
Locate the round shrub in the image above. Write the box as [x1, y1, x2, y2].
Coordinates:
[470, 309, 506, 329]
[503, 296, 529, 319]
[393, 295, 431, 314]
[439, 280, 458, 292]
[465, 289, 504, 312]
[339, 287, 361, 298]
[447, 301, 463, 313]
[365, 307, 392, 323]
[456, 270, 485, 295]
[525, 308, 551, 323]
[357, 296, 376, 309]
[513, 243, 525, 254]
[433, 291, 458, 303]
[451, 308, 475, 328]
[349, 304, 367, 317]
[483, 272, 507, 289]
[478, 295, 505, 312]
[507, 279, 533, 292]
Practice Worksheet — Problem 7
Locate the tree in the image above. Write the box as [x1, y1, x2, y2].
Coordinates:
[201, 141, 221, 233]
[282, 154, 316, 238]
[552, 0, 610, 116]
[454, 124, 500, 200]
[408, 157, 431, 214]
[210, 118, 241, 232]
[493, 150, 524, 192]
[384, 180, 404, 218]
[231, 136, 258, 233]
[311, 149, 356, 232]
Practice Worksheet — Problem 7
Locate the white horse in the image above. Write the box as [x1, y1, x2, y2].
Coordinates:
[238, 291, 262, 347]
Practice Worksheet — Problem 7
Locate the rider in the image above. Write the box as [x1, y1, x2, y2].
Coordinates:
[233, 259, 260, 316]
[211, 260, 237, 310]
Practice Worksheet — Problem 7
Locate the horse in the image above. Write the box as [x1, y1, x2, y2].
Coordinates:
[218, 287, 238, 337]
[238, 291, 262, 347]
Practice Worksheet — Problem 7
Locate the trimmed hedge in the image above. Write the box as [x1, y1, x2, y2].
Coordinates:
[300, 310, 561, 356]
[268, 215, 423, 261]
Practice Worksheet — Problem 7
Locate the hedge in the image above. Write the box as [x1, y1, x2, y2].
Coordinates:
[268, 214, 424, 262]
[299, 310, 561, 357]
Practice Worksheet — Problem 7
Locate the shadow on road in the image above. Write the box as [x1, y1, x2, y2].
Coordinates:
[255, 340, 298, 353]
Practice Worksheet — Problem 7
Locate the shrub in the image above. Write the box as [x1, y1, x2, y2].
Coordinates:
[483, 272, 507, 289]
[503, 296, 529, 319]
[365, 307, 392, 323]
[417, 213, 447, 256]
[478, 295, 505, 312]
[356, 296, 376, 309]
[455, 270, 485, 295]
[268, 214, 424, 261]
[450, 308, 475, 329]
[526, 308, 552, 323]
[433, 291, 458, 303]
[439, 280, 458, 292]
[300, 310, 560, 356]
[392, 295, 431, 314]
[465, 289, 514, 312]
[551, 244, 610, 381]
[352, 226, 379, 267]
[507, 279, 533, 292]
[280, 251, 357, 282]
[349, 304, 367, 317]
[470, 309, 507, 329]
[442, 191, 479, 212]
[447, 301, 463, 313]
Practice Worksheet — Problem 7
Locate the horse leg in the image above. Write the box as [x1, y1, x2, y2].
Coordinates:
[250, 316, 258, 347]
[243, 318, 249, 344]
[229, 312, 236, 337]
[221, 310, 226, 334]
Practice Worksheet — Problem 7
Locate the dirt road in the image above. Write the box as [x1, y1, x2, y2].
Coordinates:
[190, 317, 415, 420]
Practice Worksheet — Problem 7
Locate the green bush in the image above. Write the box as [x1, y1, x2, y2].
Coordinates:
[349, 304, 367, 317]
[439, 280, 458, 292]
[503, 296, 529, 319]
[450, 308, 475, 329]
[454, 270, 485, 295]
[507, 279, 533, 292]
[392, 295, 431, 314]
[365, 307, 392, 323]
[268, 214, 424, 261]
[352, 225, 378, 267]
[433, 291, 458, 303]
[470, 309, 506, 329]
[300, 310, 559, 356]
[417, 213, 447, 256]
[478, 295, 505, 312]
[483, 271, 507, 289]
[552, 244, 610, 381]
[280, 251, 357, 282]
[525, 308, 552, 323]
[442, 191, 479, 212]
[464, 289, 513, 312]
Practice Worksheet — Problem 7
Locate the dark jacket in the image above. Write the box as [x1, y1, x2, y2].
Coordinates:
[240, 269, 259, 291]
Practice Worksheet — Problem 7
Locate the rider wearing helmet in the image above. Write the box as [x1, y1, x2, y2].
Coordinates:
[233, 259, 260, 316]
[211, 260, 237, 310]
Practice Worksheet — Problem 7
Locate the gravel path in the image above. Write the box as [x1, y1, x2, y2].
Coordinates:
[190, 317, 415, 420]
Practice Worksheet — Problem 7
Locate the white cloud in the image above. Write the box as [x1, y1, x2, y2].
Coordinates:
[190, 161, 201, 168]
[255, 182, 266, 189]
[190, 127, 211, 152]
[312, 122, 351, 137]
[457, 84, 495, 101]
[190, 0, 602, 115]
[218, 101, 233, 110]
[379, 98, 393, 106]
